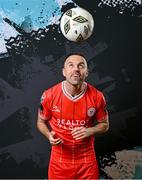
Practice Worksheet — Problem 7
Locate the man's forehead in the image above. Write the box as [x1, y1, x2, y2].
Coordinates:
[64, 55, 87, 64]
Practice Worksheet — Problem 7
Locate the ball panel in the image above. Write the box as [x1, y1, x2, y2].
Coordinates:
[76, 34, 84, 42]
[65, 9, 72, 17]
[73, 16, 88, 23]
[64, 20, 70, 34]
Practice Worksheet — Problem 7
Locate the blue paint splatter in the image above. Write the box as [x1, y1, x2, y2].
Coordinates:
[0, 0, 61, 28]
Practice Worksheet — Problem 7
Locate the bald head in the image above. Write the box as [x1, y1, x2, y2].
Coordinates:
[64, 54, 88, 69]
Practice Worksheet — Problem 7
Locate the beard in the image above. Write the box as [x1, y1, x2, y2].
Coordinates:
[67, 76, 84, 86]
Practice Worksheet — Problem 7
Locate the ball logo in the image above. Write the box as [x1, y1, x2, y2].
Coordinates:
[87, 107, 96, 117]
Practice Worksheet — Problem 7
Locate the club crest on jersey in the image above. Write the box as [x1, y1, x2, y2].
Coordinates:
[87, 107, 96, 117]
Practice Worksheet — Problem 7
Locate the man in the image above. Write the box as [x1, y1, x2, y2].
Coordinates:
[37, 53, 109, 179]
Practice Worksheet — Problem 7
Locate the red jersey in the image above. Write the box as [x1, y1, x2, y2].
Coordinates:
[39, 81, 108, 163]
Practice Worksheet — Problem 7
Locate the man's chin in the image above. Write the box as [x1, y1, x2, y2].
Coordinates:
[70, 81, 82, 86]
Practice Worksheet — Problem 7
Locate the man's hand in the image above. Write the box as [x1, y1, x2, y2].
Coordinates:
[49, 131, 63, 145]
[71, 127, 93, 140]
[71, 120, 109, 140]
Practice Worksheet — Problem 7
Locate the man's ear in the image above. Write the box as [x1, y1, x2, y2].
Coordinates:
[62, 68, 66, 77]
[86, 68, 89, 77]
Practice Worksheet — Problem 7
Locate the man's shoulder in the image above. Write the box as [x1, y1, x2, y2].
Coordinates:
[87, 83, 103, 97]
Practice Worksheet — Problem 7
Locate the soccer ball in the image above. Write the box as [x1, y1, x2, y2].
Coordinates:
[60, 7, 94, 43]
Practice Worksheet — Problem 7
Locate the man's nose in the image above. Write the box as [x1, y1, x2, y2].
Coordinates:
[73, 65, 79, 71]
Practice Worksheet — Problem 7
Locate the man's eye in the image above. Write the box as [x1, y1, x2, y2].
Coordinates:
[79, 64, 85, 68]
[68, 64, 73, 67]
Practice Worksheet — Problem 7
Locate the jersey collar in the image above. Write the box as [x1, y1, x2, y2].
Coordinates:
[62, 81, 87, 101]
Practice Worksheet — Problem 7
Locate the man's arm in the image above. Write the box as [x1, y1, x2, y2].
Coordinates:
[71, 117, 109, 140]
[37, 116, 63, 145]
[89, 118, 109, 135]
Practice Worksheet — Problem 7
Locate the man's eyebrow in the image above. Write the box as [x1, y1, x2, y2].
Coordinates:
[79, 62, 85, 64]
[66, 61, 73, 64]
[66, 61, 85, 64]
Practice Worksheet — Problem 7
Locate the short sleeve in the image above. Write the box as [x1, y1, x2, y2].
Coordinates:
[38, 90, 51, 120]
[95, 92, 108, 122]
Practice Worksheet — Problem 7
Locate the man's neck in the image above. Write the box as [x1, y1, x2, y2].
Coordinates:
[64, 81, 85, 97]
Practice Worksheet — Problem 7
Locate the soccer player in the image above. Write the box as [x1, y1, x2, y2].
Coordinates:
[37, 53, 109, 179]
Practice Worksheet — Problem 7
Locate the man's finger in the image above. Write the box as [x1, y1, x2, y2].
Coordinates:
[72, 132, 85, 139]
[71, 129, 85, 136]
[50, 138, 63, 145]
[71, 127, 83, 133]
[52, 139, 63, 145]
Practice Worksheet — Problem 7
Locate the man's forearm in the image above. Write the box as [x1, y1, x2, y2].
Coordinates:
[37, 118, 51, 139]
[88, 121, 109, 136]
